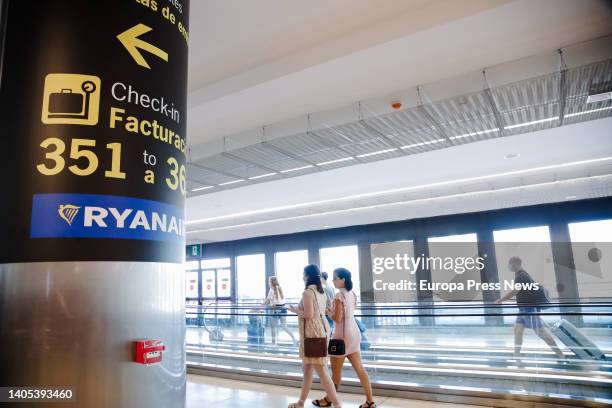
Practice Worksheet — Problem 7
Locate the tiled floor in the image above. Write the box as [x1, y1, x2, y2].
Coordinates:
[187, 374, 490, 408]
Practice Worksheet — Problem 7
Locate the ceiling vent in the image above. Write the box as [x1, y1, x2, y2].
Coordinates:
[587, 81, 612, 103]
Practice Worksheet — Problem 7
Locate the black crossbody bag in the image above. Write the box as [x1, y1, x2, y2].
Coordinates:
[328, 291, 348, 356]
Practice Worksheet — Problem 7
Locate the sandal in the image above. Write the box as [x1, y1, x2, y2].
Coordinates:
[288, 401, 304, 408]
[312, 397, 332, 407]
[359, 402, 377, 408]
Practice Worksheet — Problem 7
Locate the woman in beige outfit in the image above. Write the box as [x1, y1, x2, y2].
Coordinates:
[288, 264, 341, 408]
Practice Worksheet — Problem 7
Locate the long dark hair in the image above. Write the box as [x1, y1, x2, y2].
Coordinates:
[303, 264, 324, 294]
[334, 267, 353, 291]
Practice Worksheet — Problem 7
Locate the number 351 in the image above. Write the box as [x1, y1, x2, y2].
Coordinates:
[36, 137, 125, 179]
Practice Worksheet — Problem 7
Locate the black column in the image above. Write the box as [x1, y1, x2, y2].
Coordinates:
[414, 230, 435, 326]
[358, 241, 374, 302]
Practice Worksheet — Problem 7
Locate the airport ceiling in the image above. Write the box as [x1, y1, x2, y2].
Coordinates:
[185, 0, 612, 243]
[185, 57, 612, 195]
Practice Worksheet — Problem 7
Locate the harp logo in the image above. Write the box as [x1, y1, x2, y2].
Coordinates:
[58, 204, 81, 226]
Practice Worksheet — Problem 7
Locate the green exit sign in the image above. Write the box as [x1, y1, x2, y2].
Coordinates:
[186, 244, 201, 258]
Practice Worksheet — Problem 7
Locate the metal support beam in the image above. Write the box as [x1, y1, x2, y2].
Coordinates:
[356, 102, 407, 155]
[307, 130, 366, 163]
[558, 49, 568, 126]
[416, 87, 454, 147]
[187, 161, 251, 182]
[220, 151, 285, 177]
[359, 119, 408, 155]
[261, 141, 321, 169]
[482, 70, 505, 137]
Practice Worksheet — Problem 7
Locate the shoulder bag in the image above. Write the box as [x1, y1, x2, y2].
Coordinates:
[303, 288, 329, 358]
[328, 291, 347, 356]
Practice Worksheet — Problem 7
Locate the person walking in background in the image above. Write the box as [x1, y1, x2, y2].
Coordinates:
[263, 276, 297, 345]
[496, 256, 564, 360]
[321, 272, 336, 329]
[313, 268, 376, 408]
[288, 265, 342, 408]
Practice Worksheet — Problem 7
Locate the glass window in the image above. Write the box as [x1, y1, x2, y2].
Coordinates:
[185, 271, 199, 298]
[428, 233, 482, 302]
[275, 250, 309, 301]
[427, 234, 483, 325]
[320, 245, 360, 296]
[493, 226, 557, 298]
[569, 219, 612, 299]
[217, 269, 231, 298]
[202, 270, 216, 299]
[236, 254, 266, 302]
[370, 240, 416, 302]
[202, 258, 230, 269]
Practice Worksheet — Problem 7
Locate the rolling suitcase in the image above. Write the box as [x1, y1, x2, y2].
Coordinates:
[550, 319, 606, 360]
[247, 315, 265, 352]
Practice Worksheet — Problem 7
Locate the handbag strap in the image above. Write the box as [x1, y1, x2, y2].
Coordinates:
[302, 287, 327, 338]
[339, 290, 348, 338]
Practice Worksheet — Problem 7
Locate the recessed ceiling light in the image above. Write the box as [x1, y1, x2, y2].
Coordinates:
[504, 153, 520, 160]
[587, 82, 612, 103]
[565, 195, 577, 200]
[323, 225, 331, 229]
[586, 92, 612, 104]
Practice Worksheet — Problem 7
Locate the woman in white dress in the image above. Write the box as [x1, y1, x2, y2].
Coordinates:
[263, 276, 297, 345]
[287, 264, 342, 408]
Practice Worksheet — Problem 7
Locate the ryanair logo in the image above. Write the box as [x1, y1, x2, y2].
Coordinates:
[31, 193, 185, 244]
[58, 204, 81, 226]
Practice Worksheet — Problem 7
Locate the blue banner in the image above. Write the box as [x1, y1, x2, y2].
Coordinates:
[30, 193, 185, 243]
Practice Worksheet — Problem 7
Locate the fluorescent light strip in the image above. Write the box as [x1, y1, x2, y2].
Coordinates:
[450, 128, 500, 140]
[192, 112, 609, 193]
[505, 117, 558, 130]
[400, 139, 445, 149]
[280, 165, 314, 173]
[187, 173, 611, 233]
[357, 148, 398, 158]
[248, 173, 277, 180]
[218, 179, 245, 186]
[191, 186, 215, 192]
[317, 157, 355, 166]
[186, 156, 612, 225]
[565, 106, 612, 118]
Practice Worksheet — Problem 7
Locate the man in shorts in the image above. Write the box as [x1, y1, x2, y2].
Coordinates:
[496, 257, 564, 360]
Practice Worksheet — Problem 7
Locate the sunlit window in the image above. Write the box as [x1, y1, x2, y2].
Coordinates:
[370, 240, 415, 302]
[320, 245, 360, 296]
[493, 226, 557, 298]
[199, 257, 232, 300]
[275, 250, 309, 300]
[202, 258, 230, 269]
[217, 268, 231, 298]
[569, 219, 612, 299]
[236, 254, 266, 302]
[427, 233, 482, 303]
[202, 270, 216, 299]
[185, 271, 199, 298]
